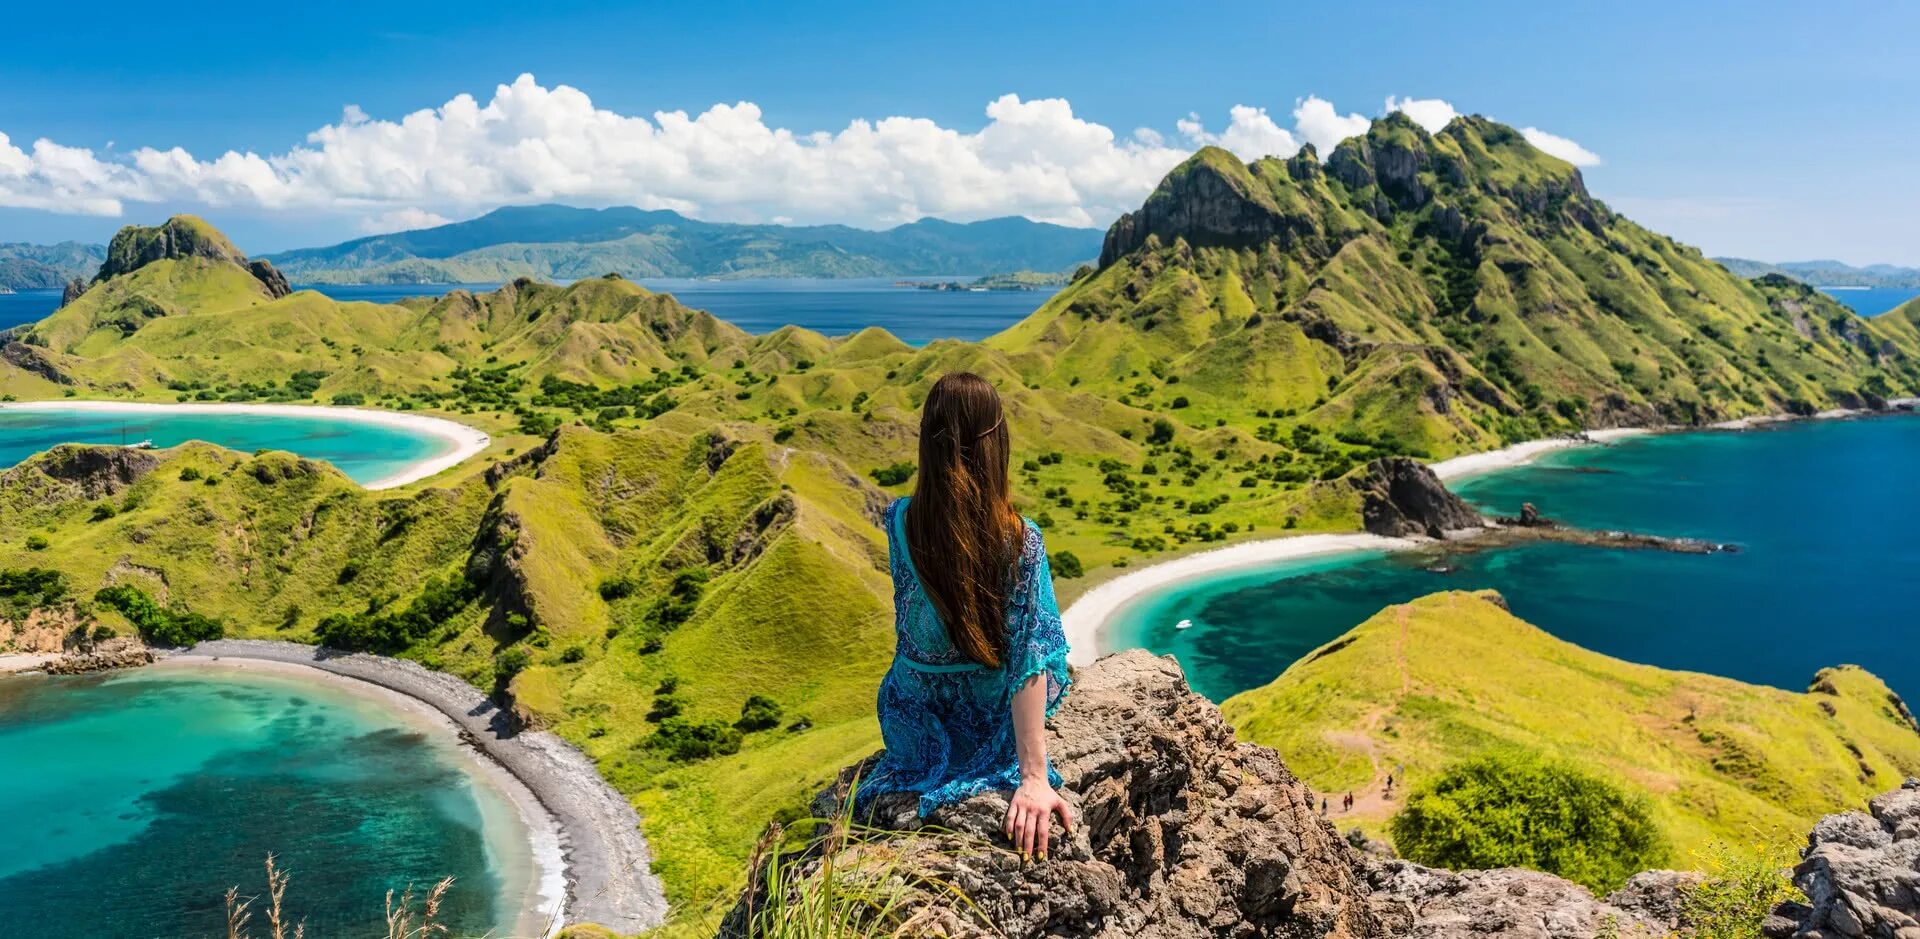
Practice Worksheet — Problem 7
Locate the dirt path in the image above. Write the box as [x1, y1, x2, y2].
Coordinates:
[1317, 606, 1410, 821]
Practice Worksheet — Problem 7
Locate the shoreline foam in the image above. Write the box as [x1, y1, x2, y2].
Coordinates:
[0, 400, 491, 490]
[172, 640, 666, 936]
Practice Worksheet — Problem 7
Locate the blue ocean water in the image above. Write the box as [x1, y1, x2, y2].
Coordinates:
[0, 667, 527, 938]
[0, 408, 453, 486]
[1817, 286, 1920, 317]
[5, 278, 1054, 344]
[1110, 416, 1920, 703]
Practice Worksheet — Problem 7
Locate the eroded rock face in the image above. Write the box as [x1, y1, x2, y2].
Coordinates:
[95, 216, 290, 299]
[1353, 457, 1484, 538]
[1766, 779, 1920, 939]
[248, 259, 292, 299]
[720, 651, 1701, 939]
[2, 444, 162, 499]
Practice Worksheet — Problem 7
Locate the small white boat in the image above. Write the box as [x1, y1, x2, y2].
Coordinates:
[127, 439, 155, 449]
[1174, 618, 1194, 630]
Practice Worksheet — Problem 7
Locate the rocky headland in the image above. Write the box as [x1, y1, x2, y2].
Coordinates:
[722, 650, 1919, 939]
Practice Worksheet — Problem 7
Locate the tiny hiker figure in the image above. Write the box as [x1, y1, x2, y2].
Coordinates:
[858, 372, 1075, 861]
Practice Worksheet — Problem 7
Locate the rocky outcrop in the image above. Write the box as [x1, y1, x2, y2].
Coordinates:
[720, 651, 1694, 939]
[60, 276, 87, 307]
[1, 339, 74, 384]
[42, 645, 155, 674]
[1766, 779, 1920, 939]
[1099, 149, 1324, 266]
[1353, 457, 1484, 538]
[248, 259, 292, 299]
[95, 216, 290, 298]
[1, 444, 162, 499]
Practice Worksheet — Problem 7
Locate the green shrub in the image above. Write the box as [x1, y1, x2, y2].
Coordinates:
[93, 584, 224, 647]
[1390, 752, 1666, 892]
[649, 717, 743, 761]
[178, 467, 203, 481]
[1050, 551, 1085, 579]
[493, 647, 531, 681]
[24, 533, 49, 551]
[89, 503, 117, 522]
[314, 574, 473, 652]
[1682, 841, 1800, 939]
[868, 462, 916, 486]
[737, 694, 784, 731]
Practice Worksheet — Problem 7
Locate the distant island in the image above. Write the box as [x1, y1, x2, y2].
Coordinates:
[895, 269, 1083, 291]
[0, 241, 106, 291]
[1715, 256, 1920, 288]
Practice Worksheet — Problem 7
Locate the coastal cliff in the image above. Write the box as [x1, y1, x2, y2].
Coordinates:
[722, 650, 1912, 938]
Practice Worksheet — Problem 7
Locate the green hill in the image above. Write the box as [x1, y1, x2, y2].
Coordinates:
[1221, 590, 1920, 861]
[5, 112, 1920, 931]
[257, 205, 1105, 283]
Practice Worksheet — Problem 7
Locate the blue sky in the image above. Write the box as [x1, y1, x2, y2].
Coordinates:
[3, 0, 1916, 263]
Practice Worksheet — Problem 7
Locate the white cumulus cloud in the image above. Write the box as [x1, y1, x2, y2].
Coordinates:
[0, 77, 1602, 231]
[1385, 96, 1460, 134]
[1520, 127, 1602, 166]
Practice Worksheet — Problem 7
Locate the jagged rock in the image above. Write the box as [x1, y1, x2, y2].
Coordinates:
[1769, 778, 1920, 939]
[60, 276, 87, 307]
[1353, 457, 1484, 538]
[1100, 150, 1322, 266]
[42, 646, 155, 674]
[248, 259, 292, 299]
[1365, 863, 1674, 939]
[2, 444, 161, 498]
[720, 650, 1703, 939]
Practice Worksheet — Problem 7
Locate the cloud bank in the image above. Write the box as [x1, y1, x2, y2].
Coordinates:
[0, 77, 1601, 232]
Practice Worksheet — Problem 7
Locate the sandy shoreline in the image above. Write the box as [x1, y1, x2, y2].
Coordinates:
[1427, 427, 1650, 482]
[173, 640, 666, 935]
[0, 400, 491, 490]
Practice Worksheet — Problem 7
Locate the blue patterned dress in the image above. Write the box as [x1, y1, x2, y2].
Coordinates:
[859, 497, 1072, 816]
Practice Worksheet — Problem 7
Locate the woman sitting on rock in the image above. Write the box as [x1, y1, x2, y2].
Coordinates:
[860, 371, 1074, 860]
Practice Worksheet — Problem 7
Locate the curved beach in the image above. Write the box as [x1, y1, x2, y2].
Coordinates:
[1061, 428, 1650, 665]
[176, 640, 667, 936]
[0, 400, 491, 490]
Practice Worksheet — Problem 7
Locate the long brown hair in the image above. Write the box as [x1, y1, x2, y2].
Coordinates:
[906, 372, 1022, 667]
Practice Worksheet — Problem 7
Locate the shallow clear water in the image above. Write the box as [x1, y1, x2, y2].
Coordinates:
[0, 408, 452, 486]
[0, 667, 525, 938]
[1110, 416, 1920, 703]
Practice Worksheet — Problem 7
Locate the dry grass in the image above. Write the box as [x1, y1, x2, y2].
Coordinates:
[221, 855, 463, 939]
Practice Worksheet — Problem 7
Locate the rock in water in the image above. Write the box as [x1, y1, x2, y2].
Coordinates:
[720, 651, 1689, 939]
[1766, 778, 1920, 939]
[1353, 457, 1484, 538]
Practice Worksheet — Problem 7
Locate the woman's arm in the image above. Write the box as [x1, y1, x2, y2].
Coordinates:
[1005, 673, 1073, 859]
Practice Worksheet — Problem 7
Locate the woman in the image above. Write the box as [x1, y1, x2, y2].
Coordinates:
[860, 372, 1074, 860]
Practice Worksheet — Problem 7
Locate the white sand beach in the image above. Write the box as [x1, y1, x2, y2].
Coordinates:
[1061, 428, 1658, 665]
[1062, 533, 1417, 667]
[1427, 427, 1649, 482]
[0, 400, 491, 489]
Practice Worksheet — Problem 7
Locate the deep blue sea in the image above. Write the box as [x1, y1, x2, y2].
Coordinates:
[1817, 286, 1920, 317]
[0, 407, 453, 487]
[1111, 416, 1920, 703]
[0, 667, 538, 938]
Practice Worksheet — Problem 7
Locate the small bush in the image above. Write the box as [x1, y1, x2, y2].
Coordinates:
[493, 647, 531, 682]
[869, 462, 916, 486]
[178, 467, 203, 482]
[89, 503, 117, 522]
[1389, 751, 1667, 892]
[1682, 841, 1800, 939]
[24, 533, 49, 551]
[737, 694, 784, 731]
[649, 717, 742, 761]
[94, 584, 224, 647]
[1050, 551, 1085, 579]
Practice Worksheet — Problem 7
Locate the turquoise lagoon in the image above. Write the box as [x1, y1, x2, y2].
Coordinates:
[0, 665, 548, 938]
[0, 404, 468, 488]
[1108, 416, 1920, 703]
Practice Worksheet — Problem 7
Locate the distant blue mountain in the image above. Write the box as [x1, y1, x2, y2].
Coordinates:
[260, 205, 1104, 283]
[1715, 256, 1920, 289]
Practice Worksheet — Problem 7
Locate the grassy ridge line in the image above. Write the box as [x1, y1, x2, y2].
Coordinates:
[1220, 590, 1920, 861]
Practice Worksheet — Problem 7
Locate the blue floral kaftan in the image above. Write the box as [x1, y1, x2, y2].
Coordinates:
[858, 497, 1072, 816]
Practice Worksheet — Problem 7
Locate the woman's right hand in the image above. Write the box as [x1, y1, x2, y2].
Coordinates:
[1005, 777, 1073, 860]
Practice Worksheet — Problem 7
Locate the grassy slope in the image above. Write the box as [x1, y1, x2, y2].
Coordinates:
[1221, 591, 1920, 860]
